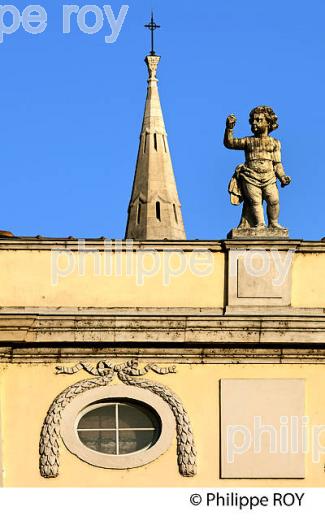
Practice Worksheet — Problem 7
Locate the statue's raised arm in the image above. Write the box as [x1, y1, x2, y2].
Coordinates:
[224, 114, 247, 150]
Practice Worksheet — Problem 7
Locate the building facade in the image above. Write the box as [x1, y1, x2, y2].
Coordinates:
[0, 49, 325, 487]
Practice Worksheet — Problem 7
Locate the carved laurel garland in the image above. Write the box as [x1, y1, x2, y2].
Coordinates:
[39, 373, 113, 478]
[118, 371, 197, 477]
[39, 360, 197, 478]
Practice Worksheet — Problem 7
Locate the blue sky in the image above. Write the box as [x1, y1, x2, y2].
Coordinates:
[1, 0, 324, 239]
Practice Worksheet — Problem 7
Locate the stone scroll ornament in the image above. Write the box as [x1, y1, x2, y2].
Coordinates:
[39, 360, 197, 478]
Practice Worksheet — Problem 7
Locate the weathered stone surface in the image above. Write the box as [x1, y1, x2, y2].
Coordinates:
[224, 106, 291, 232]
[3, 346, 325, 363]
[227, 248, 292, 306]
[125, 55, 186, 240]
[0, 230, 14, 238]
[227, 226, 289, 239]
[0, 310, 324, 346]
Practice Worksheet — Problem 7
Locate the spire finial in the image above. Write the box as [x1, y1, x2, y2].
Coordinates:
[144, 12, 160, 56]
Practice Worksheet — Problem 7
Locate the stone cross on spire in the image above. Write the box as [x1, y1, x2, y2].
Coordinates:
[125, 18, 186, 241]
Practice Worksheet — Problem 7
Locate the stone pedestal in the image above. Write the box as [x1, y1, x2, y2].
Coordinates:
[227, 227, 289, 239]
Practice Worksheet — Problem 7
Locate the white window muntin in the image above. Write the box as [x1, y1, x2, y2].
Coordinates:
[76, 401, 160, 455]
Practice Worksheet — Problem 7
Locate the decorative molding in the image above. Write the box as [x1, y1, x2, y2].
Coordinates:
[0, 238, 223, 252]
[39, 360, 197, 479]
[60, 385, 177, 471]
[0, 311, 325, 345]
[0, 344, 325, 365]
[39, 373, 113, 478]
[1, 237, 325, 253]
[56, 360, 176, 377]
[4, 347, 325, 364]
[146, 55, 160, 79]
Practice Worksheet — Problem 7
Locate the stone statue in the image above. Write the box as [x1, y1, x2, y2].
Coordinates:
[224, 106, 291, 234]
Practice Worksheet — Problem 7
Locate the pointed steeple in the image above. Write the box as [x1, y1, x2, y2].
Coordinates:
[125, 20, 186, 240]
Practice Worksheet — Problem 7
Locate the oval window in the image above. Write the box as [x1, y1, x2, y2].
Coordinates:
[77, 401, 161, 455]
[60, 385, 176, 469]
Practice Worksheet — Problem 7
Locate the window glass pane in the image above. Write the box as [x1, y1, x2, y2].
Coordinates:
[78, 430, 117, 454]
[119, 430, 159, 454]
[76, 400, 162, 457]
[118, 403, 159, 429]
[78, 405, 116, 430]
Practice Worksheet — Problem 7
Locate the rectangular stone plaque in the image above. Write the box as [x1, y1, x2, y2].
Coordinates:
[228, 249, 293, 306]
[220, 379, 305, 479]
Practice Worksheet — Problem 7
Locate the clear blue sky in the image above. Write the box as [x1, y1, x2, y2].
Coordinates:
[1, 0, 324, 239]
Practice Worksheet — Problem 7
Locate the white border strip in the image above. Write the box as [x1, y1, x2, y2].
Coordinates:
[0, 488, 321, 519]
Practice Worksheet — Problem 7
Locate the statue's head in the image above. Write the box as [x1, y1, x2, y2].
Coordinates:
[249, 106, 279, 135]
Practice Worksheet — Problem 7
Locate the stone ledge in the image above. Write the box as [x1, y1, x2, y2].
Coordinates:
[1, 346, 325, 363]
[0, 237, 325, 253]
[0, 306, 323, 316]
[0, 311, 324, 344]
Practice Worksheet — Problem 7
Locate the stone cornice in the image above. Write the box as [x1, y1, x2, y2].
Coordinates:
[0, 238, 223, 252]
[0, 308, 324, 344]
[1, 346, 325, 363]
[0, 237, 325, 252]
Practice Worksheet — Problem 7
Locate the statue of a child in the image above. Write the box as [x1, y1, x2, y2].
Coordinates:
[224, 106, 291, 229]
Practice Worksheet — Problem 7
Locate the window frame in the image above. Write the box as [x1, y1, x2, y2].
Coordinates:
[60, 385, 176, 469]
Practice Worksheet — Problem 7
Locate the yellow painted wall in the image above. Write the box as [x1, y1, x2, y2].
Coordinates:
[292, 254, 325, 307]
[0, 250, 224, 308]
[1, 362, 325, 487]
[0, 248, 325, 308]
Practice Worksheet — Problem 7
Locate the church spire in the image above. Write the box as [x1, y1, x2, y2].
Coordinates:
[125, 16, 186, 240]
